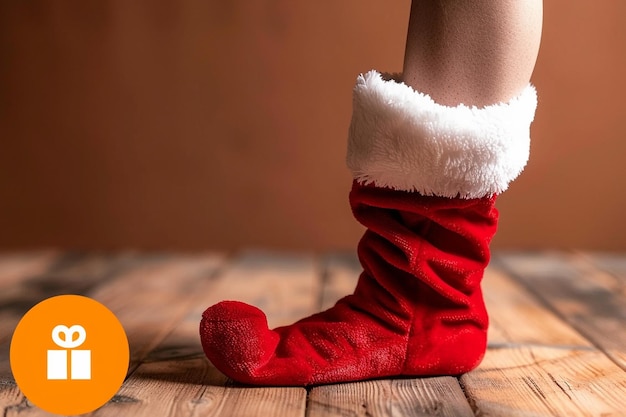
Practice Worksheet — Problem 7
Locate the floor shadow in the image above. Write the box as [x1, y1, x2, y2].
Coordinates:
[0, 252, 161, 316]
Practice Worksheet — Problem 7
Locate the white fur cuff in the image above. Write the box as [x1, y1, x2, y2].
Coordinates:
[347, 70, 537, 199]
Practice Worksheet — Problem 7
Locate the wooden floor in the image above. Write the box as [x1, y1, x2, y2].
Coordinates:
[1, 250, 626, 416]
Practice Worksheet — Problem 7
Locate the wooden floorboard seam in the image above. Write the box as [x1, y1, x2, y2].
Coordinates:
[493, 255, 626, 374]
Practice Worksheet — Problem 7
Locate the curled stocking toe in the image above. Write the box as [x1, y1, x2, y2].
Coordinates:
[200, 301, 279, 383]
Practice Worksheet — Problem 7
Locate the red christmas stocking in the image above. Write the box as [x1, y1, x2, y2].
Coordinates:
[200, 71, 537, 386]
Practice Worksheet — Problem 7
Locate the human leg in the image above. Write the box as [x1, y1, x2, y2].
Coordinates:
[403, 0, 542, 107]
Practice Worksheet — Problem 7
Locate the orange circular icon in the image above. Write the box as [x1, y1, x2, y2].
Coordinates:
[10, 295, 129, 415]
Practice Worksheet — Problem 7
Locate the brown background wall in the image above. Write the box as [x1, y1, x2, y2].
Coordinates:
[1, 1, 625, 251]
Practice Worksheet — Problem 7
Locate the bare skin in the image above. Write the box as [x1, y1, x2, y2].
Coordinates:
[402, 0, 543, 107]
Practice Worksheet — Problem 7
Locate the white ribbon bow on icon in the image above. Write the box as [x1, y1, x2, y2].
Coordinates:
[52, 325, 86, 349]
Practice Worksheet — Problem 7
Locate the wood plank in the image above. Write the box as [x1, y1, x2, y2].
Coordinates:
[484, 260, 591, 347]
[583, 251, 626, 273]
[94, 250, 317, 417]
[498, 251, 626, 370]
[0, 252, 139, 417]
[0, 251, 59, 292]
[199, 250, 321, 328]
[308, 378, 474, 417]
[0, 251, 60, 347]
[461, 261, 626, 417]
[309, 252, 473, 417]
[581, 251, 626, 293]
[464, 345, 626, 417]
[2, 253, 224, 417]
[101, 356, 305, 417]
[0, 252, 62, 417]
[88, 254, 224, 370]
[95, 357, 219, 417]
[4, 251, 626, 417]
[0, 252, 141, 376]
[187, 386, 305, 417]
[138, 250, 318, 364]
[584, 250, 626, 369]
[319, 252, 360, 310]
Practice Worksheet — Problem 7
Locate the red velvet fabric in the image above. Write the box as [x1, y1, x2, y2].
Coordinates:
[200, 181, 499, 386]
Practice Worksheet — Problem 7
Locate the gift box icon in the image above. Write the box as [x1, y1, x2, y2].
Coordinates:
[47, 324, 91, 380]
